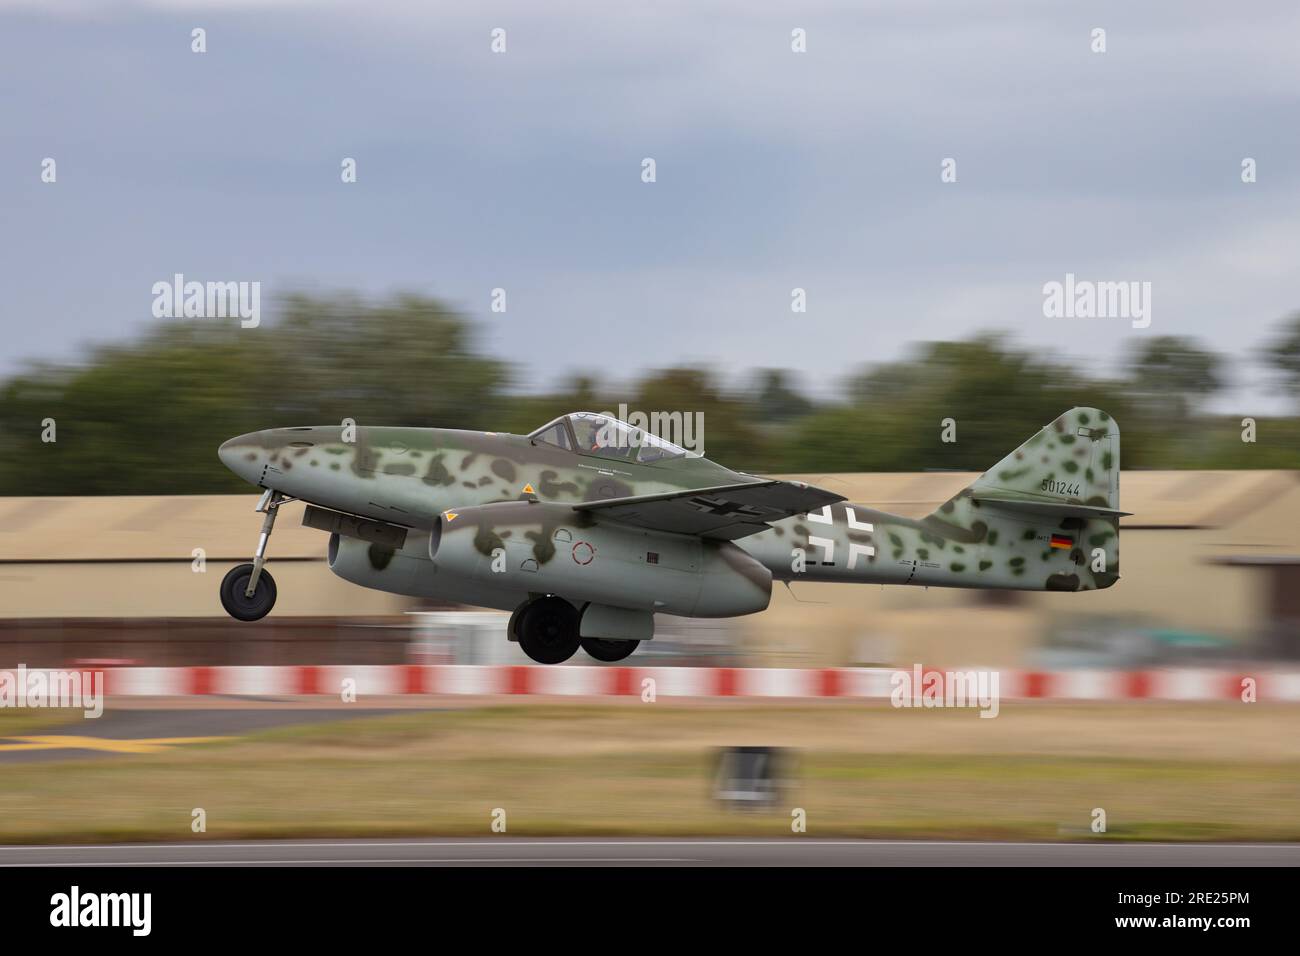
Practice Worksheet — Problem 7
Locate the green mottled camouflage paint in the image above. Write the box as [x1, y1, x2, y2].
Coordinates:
[219, 407, 1123, 602]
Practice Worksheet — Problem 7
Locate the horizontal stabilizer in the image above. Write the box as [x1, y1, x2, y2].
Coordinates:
[970, 496, 1131, 520]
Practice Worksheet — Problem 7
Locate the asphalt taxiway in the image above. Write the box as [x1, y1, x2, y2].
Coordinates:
[1, 838, 1297, 866]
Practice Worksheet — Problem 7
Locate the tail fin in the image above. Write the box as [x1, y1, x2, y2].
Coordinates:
[967, 407, 1122, 515]
[924, 408, 1122, 591]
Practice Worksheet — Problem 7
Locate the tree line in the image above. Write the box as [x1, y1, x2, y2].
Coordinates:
[3, 292, 1299, 495]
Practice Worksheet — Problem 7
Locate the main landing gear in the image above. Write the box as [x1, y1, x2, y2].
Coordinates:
[513, 597, 641, 664]
[220, 490, 291, 622]
[579, 637, 639, 663]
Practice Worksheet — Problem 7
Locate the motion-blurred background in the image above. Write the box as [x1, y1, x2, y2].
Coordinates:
[4, 2, 1300, 674]
[3, 1, 1300, 844]
[1, 294, 1299, 670]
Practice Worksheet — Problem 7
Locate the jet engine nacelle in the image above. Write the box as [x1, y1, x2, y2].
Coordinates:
[428, 500, 772, 618]
[326, 526, 532, 612]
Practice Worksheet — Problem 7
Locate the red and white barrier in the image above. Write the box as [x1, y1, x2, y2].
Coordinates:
[92, 665, 1300, 701]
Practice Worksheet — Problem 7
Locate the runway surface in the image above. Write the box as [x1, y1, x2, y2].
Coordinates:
[1, 838, 1297, 866]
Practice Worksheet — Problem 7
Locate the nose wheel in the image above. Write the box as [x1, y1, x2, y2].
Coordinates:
[220, 563, 278, 621]
[219, 490, 290, 622]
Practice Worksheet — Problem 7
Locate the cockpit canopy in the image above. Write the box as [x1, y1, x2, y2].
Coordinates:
[529, 412, 697, 464]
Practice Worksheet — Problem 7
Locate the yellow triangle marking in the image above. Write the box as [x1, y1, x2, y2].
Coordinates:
[522, 484, 536, 495]
[445, 511, 458, 522]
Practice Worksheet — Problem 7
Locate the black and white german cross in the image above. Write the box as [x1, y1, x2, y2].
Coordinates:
[687, 496, 767, 519]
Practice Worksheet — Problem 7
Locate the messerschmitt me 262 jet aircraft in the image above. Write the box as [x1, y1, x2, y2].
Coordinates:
[217, 408, 1124, 664]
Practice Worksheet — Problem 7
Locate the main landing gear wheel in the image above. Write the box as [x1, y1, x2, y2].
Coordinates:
[220, 563, 278, 621]
[580, 638, 640, 663]
[517, 597, 581, 664]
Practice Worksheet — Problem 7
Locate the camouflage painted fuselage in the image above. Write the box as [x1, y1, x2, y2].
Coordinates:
[219, 424, 750, 530]
[747, 409, 1121, 592]
[218, 407, 1120, 616]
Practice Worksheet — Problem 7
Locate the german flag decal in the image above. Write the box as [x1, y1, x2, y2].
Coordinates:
[1049, 534, 1074, 550]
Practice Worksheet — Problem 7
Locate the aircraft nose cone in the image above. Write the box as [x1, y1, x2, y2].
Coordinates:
[217, 437, 237, 467]
[219, 433, 264, 484]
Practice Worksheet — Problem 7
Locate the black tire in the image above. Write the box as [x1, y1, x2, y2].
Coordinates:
[580, 638, 640, 663]
[220, 563, 277, 622]
[517, 597, 580, 664]
[507, 600, 529, 642]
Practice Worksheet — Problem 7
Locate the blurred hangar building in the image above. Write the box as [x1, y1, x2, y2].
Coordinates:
[0, 471, 1298, 668]
[0, 495, 408, 666]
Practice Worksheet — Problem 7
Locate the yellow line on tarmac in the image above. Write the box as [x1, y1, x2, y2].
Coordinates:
[0, 735, 233, 754]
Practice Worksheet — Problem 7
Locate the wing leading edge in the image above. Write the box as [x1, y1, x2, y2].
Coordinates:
[573, 479, 845, 541]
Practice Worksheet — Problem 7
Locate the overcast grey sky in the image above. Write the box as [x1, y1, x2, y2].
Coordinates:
[3, 0, 1298, 409]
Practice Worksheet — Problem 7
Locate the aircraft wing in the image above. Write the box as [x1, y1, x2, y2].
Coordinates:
[573, 480, 845, 541]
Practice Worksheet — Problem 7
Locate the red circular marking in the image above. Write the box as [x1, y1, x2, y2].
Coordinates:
[572, 541, 596, 565]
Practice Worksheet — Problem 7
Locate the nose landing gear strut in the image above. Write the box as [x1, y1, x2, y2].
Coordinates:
[219, 490, 292, 621]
